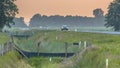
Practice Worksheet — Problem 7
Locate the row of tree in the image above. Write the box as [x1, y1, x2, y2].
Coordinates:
[0, 0, 18, 31]
[12, 17, 27, 27]
[29, 12, 105, 27]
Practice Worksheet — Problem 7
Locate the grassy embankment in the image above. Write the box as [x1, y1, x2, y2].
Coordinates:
[15, 30, 120, 68]
[0, 32, 33, 68]
[0, 32, 10, 44]
[15, 30, 83, 53]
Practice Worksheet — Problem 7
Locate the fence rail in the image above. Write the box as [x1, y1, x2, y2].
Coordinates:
[19, 51, 75, 58]
[0, 41, 91, 58]
[0, 42, 13, 56]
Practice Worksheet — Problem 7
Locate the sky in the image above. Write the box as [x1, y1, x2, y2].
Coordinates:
[15, 0, 113, 23]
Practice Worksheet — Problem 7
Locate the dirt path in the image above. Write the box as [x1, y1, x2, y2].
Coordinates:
[60, 46, 92, 68]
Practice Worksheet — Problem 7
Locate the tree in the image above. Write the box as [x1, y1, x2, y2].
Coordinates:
[12, 17, 27, 27]
[93, 8, 104, 18]
[0, 0, 18, 31]
[105, 0, 120, 31]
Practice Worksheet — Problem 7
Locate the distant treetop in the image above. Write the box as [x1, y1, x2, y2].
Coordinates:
[93, 8, 104, 18]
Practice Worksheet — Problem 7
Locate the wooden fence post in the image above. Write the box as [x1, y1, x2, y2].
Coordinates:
[10, 34, 14, 43]
[65, 42, 68, 58]
[1, 44, 3, 56]
[106, 58, 108, 68]
[56, 36, 58, 40]
[37, 41, 41, 56]
[0, 44, 2, 56]
[3, 43, 6, 53]
[6, 43, 9, 52]
[49, 57, 52, 62]
[84, 41, 87, 49]
[9, 42, 13, 51]
[79, 41, 81, 48]
[0, 45, 1, 56]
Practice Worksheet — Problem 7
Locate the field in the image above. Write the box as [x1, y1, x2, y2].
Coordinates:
[0, 32, 33, 68]
[0, 30, 120, 68]
[0, 32, 10, 45]
[9, 26, 112, 32]
[15, 30, 85, 53]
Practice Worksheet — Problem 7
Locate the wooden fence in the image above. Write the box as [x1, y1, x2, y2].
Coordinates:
[0, 42, 13, 56]
[0, 41, 91, 58]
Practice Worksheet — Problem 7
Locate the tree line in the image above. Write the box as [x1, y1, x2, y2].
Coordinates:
[29, 8, 105, 27]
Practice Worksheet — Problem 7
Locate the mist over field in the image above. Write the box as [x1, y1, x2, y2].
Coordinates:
[29, 14, 105, 27]
[12, 14, 106, 28]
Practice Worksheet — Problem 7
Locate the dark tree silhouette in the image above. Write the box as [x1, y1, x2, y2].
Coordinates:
[29, 13, 106, 27]
[0, 0, 18, 31]
[12, 17, 27, 27]
[105, 0, 120, 31]
[93, 8, 104, 18]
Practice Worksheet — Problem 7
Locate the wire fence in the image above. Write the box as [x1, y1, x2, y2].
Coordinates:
[0, 42, 13, 56]
[0, 40, 91, 58]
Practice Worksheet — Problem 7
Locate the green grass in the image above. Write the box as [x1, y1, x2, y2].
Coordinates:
[27, 57, 62, 68]
[0, 32, 33, 68]
[0, 51, 33, 68]
[14, 30, 120, 68]
[16, 30, 84, 52]
[69, 27, 112, 31]
[0, 32, 10, 45]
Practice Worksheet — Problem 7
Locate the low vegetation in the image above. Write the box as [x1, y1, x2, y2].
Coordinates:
[1, 30, 120, 68]
[0, 32, 10, 45]
[15, 30, 84, 52]
[27, 57, 62, 68]
[0, 32, 33, 68]
[14, 30, 120, 68]
[0, 51, 33, 68]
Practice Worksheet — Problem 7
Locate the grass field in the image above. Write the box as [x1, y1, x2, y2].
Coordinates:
[0, 51, 33, 68]
[0, 32, 10, 45]
[0, 32, 33, 68]
[15, 30, 84, 53]
[13, 30, 120, 68]
[69, 27, 112, 31]
[1, 30, 120, 68]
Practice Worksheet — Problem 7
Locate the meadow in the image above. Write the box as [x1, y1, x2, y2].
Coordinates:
[0, 32, 10, 45]
[0, 30, 120, 68]
[0, 32, 33, 68]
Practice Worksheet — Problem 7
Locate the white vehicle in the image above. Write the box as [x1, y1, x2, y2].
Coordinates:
[61, 25, 69, 31]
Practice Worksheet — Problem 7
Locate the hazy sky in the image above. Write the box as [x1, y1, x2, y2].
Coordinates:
[15, 0, 113, 22]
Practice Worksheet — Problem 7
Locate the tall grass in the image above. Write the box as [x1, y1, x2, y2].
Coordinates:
[16, 30, 84, 52]
[27, 57, 61, 68]
[14, 30, 120, 68]
[0, 51, 33, 68]
[0, 32, 10, 45]
[0, 32, 33, 68]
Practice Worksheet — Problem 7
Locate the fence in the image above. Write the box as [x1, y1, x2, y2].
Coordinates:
[16, 41, 91, 58]
[0, 40, 91, 58]
[19, 51, 75, 58]
[0, 42, 13, 56]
